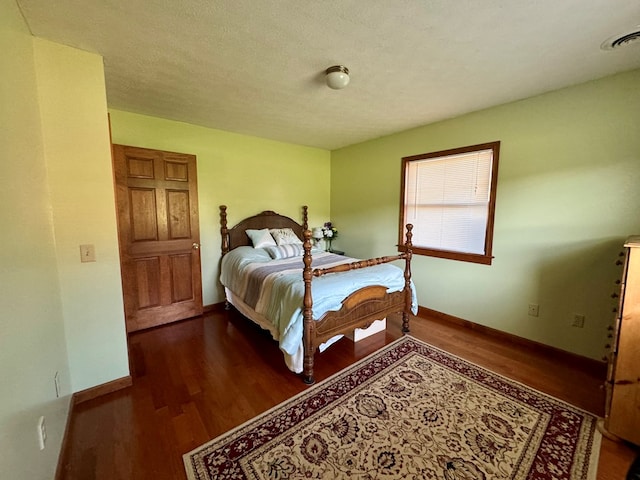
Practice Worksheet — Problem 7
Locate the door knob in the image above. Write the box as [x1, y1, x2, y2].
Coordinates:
[192, 242, 200, 250]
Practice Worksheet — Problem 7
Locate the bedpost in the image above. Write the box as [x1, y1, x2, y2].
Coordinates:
[302, 229, 315, 385]
[220, 205, 229, 256]
[402, 224, 413, 334]
[302, 205, 308, 231]
[220, 205, 231, 310]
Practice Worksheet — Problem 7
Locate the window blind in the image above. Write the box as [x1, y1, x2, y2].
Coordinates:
[404, 149, 494, 255]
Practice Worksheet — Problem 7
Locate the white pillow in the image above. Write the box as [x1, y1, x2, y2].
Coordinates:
[269, 228, 303, 246]
[246, 228, 277, 248]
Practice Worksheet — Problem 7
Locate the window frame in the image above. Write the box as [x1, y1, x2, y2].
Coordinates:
[398, 141, 500, 265]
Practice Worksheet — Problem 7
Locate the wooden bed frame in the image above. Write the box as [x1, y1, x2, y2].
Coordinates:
[220, 205, 413, 384]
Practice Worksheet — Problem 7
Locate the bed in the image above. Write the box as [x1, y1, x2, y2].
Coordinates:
[219, 205, 416, 384]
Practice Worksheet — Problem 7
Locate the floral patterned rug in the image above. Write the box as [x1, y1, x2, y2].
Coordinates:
[184, 336, 601, 480]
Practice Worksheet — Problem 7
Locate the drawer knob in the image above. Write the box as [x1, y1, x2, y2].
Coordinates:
[616, 260, 623, 265]
[611, 292, 619, 298]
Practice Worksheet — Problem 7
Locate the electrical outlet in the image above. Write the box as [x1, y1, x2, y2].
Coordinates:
[37, 416, 46, 450]
[528, 304, 539, 317]
[572, 314, 585, 328]
[54, 371, 60, 398]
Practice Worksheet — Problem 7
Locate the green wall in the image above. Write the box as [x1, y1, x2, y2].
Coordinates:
[331, 69, 640, 360]
[4, 1, 634, 476]
[109, 110, 331, 305]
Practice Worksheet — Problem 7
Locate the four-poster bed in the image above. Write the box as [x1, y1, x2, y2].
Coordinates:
[219, 205, 415, 384]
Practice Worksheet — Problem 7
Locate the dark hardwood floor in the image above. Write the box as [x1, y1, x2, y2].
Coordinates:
[59, 309, 638, 479]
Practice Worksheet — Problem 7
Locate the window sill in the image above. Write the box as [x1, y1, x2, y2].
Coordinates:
[398, 245, 493, 265]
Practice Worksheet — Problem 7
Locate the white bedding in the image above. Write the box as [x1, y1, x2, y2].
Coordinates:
[220, 246, 417, 372]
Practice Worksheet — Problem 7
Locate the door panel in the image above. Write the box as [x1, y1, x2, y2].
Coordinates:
[170, 254, 194, 302]
[127, 156, 154, 178]
[130, 189, 158, 241]
[113, 144, 203, 332]
[166, 190, 191, 239]
[135, 257, 161, 308]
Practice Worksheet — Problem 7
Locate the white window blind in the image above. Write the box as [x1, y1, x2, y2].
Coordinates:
[404, 148, 494, 255]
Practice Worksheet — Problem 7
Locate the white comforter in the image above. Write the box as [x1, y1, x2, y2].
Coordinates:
[220, 246, 417, 369]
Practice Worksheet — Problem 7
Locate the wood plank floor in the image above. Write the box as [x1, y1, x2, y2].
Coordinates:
[59, 310, 638, 479]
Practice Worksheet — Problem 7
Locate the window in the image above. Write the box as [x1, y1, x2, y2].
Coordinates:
[399, 141, 500, 265]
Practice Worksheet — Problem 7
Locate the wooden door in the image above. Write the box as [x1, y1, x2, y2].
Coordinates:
[113, 144, 203, 332]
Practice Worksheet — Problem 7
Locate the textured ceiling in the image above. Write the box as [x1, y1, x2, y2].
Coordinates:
[16, 0, 640, 150]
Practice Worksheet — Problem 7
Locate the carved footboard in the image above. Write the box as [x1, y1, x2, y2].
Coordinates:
[301, 226, 413, 385]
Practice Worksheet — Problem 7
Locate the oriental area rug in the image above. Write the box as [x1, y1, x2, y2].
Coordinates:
[184, 336, 601, 480]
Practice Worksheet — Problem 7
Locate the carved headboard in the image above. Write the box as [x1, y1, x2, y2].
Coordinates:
[220, 205, 308, 254]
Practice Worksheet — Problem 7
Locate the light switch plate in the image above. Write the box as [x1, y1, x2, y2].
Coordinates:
[80, 244, 96, 262]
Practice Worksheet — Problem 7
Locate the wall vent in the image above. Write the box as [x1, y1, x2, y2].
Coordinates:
[601, 27, 640, 50]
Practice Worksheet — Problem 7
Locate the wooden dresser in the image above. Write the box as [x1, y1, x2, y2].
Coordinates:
[603, 236, 640, 445]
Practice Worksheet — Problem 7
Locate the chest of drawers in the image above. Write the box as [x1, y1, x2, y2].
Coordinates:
[603, 236, 640, 445]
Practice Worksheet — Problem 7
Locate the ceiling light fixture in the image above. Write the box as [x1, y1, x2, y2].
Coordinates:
[325, 65, 350, 90]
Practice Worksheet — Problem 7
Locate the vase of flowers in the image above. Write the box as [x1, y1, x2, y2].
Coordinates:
[322, 222, 338, 252]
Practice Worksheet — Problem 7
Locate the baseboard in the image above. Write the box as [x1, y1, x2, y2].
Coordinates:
[419, 306, 607, 377]
[73, 375, 133, 405]
[56, 375, 132, 479]
[54, 396, 75, 480]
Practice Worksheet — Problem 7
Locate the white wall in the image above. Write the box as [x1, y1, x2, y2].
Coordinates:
[0, 2, 131, 478]
[33, 38, 130, 393]
[0, 0, 70, 478]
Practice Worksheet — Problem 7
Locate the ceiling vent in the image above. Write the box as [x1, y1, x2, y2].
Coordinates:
[601, 26, 640, 50]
